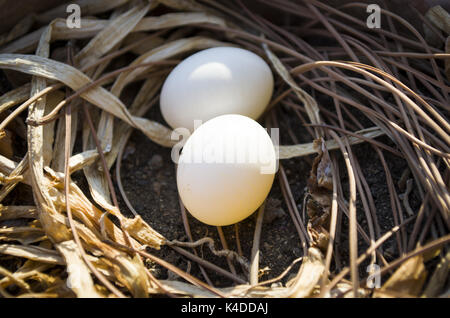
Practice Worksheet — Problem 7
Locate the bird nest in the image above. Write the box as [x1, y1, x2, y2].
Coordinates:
[0, 0, 448, 298]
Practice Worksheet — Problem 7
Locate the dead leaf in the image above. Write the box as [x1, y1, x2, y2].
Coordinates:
[0, 244, 64, 264]
[422, 251, 450, 297]
[0, 205, 37, 221]
[0, 129, 13, 158]
[263, 43, 322, 133]
[426, 6, 450, 35]
[305, 139, 332, 252]
[0, 83, 30, 114]
[375, 255, 427, 297]
[121, 215, 165, 250]
[286, 247, 325, 297]
[0, 225, 46, 245]
[278, 127, 384, 159]
[56, 240, 102, 298]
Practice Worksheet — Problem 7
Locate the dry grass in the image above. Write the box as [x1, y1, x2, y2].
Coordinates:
[0, 0, 448, 298]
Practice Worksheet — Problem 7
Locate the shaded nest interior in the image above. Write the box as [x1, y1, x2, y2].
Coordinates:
[0, 0, 449, 298]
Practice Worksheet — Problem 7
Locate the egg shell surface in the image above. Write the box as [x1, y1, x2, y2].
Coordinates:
[176, 114, 277, 226]
[160, 47, 274, 131]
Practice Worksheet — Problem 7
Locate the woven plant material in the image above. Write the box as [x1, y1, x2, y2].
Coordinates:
[0, 0, 448, 298]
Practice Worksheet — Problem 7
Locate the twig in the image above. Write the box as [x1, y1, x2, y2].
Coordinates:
[178, 195, 214, 286]
[168, 245, 246, 285]
[329, 130, 359, 297]
[250, 201, 265, 285]
[217, 226, 238, 278]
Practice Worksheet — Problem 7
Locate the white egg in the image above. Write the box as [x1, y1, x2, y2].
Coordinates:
[177, 114, 277, 226]
[160, 47, 274, 131]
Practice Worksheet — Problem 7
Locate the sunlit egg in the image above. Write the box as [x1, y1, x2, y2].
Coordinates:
[176, 114, 277, 226]
[160, 47, 274, 131]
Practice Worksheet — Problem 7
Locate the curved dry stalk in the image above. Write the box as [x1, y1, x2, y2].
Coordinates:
[177, 198, 214, 286]
[169, 245, 246, 285]
[115, 131, 139, 217]
[367, 234, 450, 281]
[278, 164, 309, 254]
[234, 224, 244, 257]
[291, 61, 450, 142]
[306, 124, 401, 157]
[407, 194, 432, 252]
[322, 215, 416, 295]
[328, 130, 359, 297]
[304, 0, 443, 53]
[217, 226, 238, 278]
[376, 51, 450, 59]
[250, 202, 266, 285]
[340, 2, 448, 102]
[243, 257, 303, 294]
[0, 84, 61, 132]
